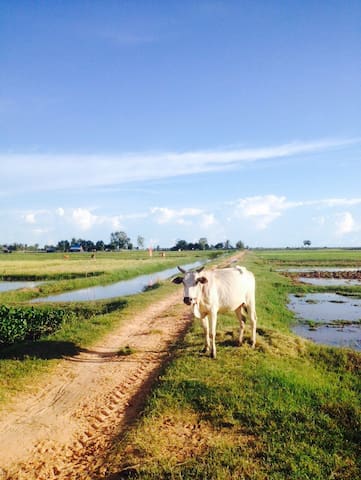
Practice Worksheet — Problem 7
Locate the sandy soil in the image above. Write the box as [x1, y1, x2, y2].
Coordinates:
[0, 292, 191, 480]
[0, 253, 244, 480]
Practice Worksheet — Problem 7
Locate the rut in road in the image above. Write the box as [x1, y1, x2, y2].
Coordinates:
[0, 253, 245, 480]
[0, 292, 191, 480]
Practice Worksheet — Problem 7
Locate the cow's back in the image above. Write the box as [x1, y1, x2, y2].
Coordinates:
[205, 266, 255, 312]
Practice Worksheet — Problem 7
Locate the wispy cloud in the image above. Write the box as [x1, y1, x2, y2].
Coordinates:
[229, 194, 361, 231]
[1, 138, 358, 195]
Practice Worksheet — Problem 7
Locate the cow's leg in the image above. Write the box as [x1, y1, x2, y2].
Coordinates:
[200, 315, 210, 354]
[235, 305, 246, 346]
[209, 310, 218, 359]
[249, 306, 257, 348]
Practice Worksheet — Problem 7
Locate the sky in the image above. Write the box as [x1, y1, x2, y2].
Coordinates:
[1, 0, 360, 249]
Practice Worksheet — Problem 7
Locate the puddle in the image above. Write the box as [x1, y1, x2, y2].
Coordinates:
[288, 293, 361, 322]
[277, 267, 361, 272]
[288, 293, 361, 350]
[32, 261, 205, 303]
[0, 281, 44, 293]
[293, 323, 361, 351]
[299, 277, 361, 286]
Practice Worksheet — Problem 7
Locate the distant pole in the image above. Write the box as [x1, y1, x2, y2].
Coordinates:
[148, 247, 153, 257]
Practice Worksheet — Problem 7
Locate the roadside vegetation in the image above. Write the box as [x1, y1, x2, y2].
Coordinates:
[106, 251, 361, 479]
[0, 250, 217, 303]
[0, 250, 218, 405]
[0, 249, 360, 478]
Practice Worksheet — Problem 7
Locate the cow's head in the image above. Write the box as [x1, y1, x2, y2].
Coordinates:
[172, 266, 208, 306]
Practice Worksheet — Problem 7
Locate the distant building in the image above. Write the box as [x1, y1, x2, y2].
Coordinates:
[69, 244, 83, 253]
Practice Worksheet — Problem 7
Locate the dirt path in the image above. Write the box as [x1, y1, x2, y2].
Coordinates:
[0, 253, 244, 480]
[0, 292, 191, 480]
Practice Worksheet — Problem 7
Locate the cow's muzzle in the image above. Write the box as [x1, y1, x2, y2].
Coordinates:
[183, 297, 192, 306]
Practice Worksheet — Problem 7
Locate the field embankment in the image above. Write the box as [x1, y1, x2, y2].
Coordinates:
[107, 251, 361, 479]
[0, 250, 360, 479]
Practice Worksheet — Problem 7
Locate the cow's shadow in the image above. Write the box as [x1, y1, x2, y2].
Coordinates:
[0, 340, 80, 360]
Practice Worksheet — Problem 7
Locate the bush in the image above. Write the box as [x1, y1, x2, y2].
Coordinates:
[0, 305, 67, 345]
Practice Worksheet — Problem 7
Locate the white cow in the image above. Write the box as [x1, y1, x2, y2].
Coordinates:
[173, 265, 257, 358]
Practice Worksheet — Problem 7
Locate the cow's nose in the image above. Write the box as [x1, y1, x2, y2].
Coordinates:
[184, 297, 192, 305]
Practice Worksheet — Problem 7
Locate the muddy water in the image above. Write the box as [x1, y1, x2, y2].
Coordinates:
[288, 293, 361, 350]
[32, 261, 205, 303]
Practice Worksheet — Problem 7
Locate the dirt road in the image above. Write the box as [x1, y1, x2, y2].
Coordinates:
[0, 292, 190, 480]
[0, 253, 244, 479]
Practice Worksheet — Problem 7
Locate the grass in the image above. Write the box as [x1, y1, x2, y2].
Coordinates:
[0, 250, 215, 303]
[1, 249, 360, 478]
[106, 251, 361, 479]
[0, 250, 221, 406]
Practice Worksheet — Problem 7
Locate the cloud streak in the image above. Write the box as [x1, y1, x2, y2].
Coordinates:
[1, 138, 358, 195]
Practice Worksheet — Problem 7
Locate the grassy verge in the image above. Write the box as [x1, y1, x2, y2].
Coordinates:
[107, 252, 361, 479]
[0, 279, 179, 407]
[0, 251, 216, 303]
[0, 249, 228, 407]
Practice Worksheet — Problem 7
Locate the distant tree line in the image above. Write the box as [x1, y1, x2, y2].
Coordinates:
[1, 232, 245, 253]
[171, 238, 245, 251]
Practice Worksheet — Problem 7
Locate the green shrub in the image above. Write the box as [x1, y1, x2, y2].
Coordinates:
[0, 305, 67, 345]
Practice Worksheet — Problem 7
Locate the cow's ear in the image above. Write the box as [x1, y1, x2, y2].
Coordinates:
[197, 276, 208, 284]
[172, 276, 183, 284]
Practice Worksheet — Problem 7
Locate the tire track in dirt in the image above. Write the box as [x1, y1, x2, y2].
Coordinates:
[0, 253, 244, 480]
[0, 292, 191, 480]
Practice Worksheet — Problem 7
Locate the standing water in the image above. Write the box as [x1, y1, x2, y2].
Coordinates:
[32, 261, 205, 303]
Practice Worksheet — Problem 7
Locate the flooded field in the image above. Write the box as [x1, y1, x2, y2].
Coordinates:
[288, 292, 361, 351]
[0, 281, 43, 293]
[32, 260, 204, 303]
[299, 277, 361, 286]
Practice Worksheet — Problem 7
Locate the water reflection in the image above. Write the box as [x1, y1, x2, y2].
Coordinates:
[299, 277, 361, 286]
[288, 292, 361, 350]
[288, 293, 361, 322]
[293, 323, 361, 351]
[32, 261, 205, 303]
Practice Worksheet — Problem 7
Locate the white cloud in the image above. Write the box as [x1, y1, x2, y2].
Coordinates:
[335, 212, 359, 236]
[201, 213, 216, 228]
[150, 207, 204, 225]
[25, 213, 36, 224]
[231, 195, 292, 230]
[71, 208, 98, 231]
[1, 138, 358, 195]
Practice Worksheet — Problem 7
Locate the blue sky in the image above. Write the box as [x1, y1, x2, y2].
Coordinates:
[1, 0, 360, 248]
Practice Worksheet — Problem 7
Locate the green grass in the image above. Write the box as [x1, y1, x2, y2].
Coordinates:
[0, 250, 216, 303]
[256, 248, 361, 266]
[107, 251, 361, 479]
[1, 249, 360, 478]
[0, 250, 222, 406]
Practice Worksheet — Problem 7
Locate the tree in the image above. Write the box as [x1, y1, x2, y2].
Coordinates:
[57, 240, 70, 252]
[224, 240, 232, 250]
[110, 231, 131, 250]
[137, 235, 145, 250]
[198, 237, 208, 250]
[236, 240, 245, 249]
[95, 240, 105, 251]
[171, 239, 188, 251]
[303, 240, 311, 247]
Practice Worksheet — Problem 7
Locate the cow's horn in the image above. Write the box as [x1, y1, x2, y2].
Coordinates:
[196, 266, 205, 273]
[177, 266, 186, 274]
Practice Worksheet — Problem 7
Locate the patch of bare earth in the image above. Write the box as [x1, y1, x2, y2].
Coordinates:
[0, 253, 245, 480]
[0, 293, 191, 480]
